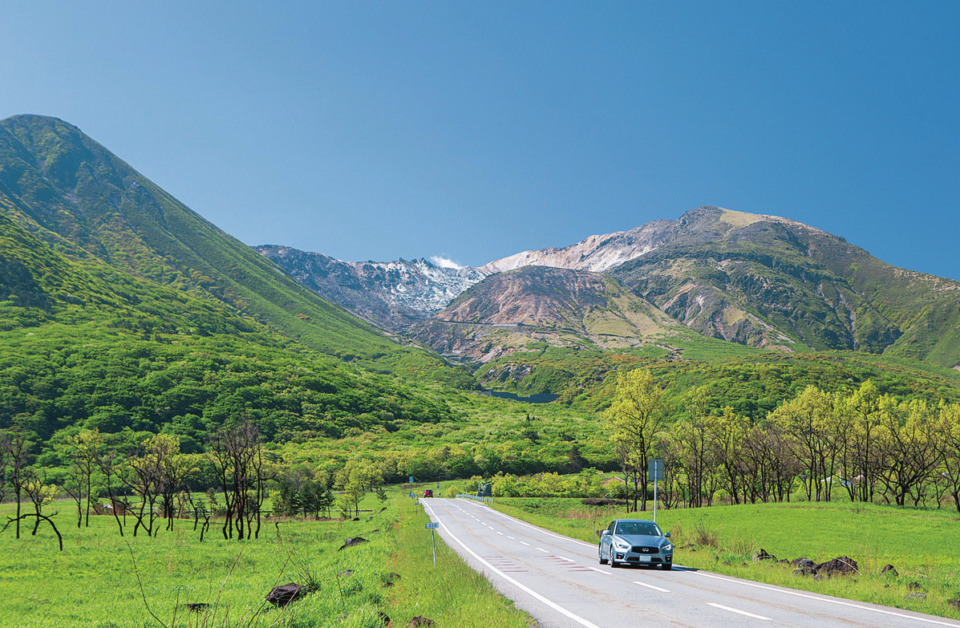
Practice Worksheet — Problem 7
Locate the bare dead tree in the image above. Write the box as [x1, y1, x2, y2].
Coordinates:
[209, 419, 263, 540]
[1, 430, 29, 539]
[95, 448, 127, 536]
[2, 468, 63, 551]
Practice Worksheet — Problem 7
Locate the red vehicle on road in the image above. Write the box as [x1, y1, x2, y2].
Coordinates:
[423, 489, 433, 498]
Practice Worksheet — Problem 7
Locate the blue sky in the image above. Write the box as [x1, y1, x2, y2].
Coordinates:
[2, 2, 958, 278]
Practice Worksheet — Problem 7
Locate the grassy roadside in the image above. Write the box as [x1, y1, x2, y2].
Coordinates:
[491, 497, 960, 621]
[0, 491, 533, 627]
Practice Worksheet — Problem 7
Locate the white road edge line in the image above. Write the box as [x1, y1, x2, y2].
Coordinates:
[696, 572, 960, 627]
[706, 602, 771, 621]
[421, 501, 601, 628]
[633, 580, 670, 593]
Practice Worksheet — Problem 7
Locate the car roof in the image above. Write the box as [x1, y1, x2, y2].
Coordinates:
[614, 518, 656, 524]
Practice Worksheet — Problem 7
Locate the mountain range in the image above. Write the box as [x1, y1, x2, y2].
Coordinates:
[261, 206, 960, 370]
[3, 113, 960, 453]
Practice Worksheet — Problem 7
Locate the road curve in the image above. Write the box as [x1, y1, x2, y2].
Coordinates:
[420, 497, 960, 628]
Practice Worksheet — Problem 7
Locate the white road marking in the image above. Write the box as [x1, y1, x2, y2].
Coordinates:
[536, 547, 550, 554]
[696, 572, 960, 627]
[588, 567, 611, 575]
[421, 501, 601, 628]
[706, 602, 771, 621]
[556, 556, 576, 563]
[460, 499, 596, 549]
[507, 535, 516, 540]
[496, 531, 505, 536]
[519, 541, 531, 546]
[633, 580, 670, 593]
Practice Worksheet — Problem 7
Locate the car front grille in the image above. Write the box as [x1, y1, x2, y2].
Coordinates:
[632, 546, 660, 554]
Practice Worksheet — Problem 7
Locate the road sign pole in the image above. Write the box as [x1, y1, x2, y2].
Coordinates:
[653, 462, 658, 524]
[648, 459, 663, 524]
[425, 521, 440, 565]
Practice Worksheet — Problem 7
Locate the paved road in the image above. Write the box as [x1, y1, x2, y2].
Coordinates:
[421, 497, 960, 628]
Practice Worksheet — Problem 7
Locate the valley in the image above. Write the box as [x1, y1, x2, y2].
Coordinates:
[3, 114, 960, 625]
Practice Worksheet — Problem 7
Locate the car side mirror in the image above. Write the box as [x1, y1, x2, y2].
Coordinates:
[665, 532, 671, 538]
[601, 530, 611, 536]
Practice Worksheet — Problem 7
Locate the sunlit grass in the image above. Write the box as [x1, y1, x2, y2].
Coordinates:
[0, 491, 533, 627]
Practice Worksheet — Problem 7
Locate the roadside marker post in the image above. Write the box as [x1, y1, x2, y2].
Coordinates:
[648, 459, 664, 523]
[425, 521, 439, 565]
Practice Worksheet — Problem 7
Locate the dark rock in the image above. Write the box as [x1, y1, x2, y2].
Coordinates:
[880, 564, 899, 577]
[338, 570, 354, 577]
[908, 582, 923, 591]
[379, 507, 387, 513]
[753, 548, 777, 561]
[185, 603, 210, 612]
[339, 536, 368, 551]
[406, 617, 435, 628]
[352, 517, 361, 521]
[379, 611, 393, 626]
[813, 556, 859, 577]
[791, 558, 816, 576]
[266, 583, 304, 607]
[946, 598, 960, 611]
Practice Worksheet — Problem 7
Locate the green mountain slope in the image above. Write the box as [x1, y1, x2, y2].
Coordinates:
[0, 115, 474, 456]
[0, 114, 423, 361]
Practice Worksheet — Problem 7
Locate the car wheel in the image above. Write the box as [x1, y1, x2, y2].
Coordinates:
[598, 547, 608, 565]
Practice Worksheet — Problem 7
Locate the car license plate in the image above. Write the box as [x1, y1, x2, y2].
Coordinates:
[637, 556, 651, 563]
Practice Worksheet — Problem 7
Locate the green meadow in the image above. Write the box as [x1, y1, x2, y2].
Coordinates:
[493, 496, 960, 621]
[0, 491, 532, 627]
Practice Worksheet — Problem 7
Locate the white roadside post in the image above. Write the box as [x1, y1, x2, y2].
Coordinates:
[648, 459, 664, 523]
[426, 521, 439, 565]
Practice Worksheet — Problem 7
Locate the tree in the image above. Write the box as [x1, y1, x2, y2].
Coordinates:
[604, 369, 667, 512]
[1, 430, 30, 539]
[208, 419, 264, 540]
[770, 386, 835, 501]
[66, 430, 102, 527]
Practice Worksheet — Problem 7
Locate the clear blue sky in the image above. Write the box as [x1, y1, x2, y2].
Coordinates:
[2, 2, 958, 278]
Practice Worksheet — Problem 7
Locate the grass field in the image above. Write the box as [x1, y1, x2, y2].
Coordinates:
[492, 497, 960, 621]
[0, 491, 533, 627]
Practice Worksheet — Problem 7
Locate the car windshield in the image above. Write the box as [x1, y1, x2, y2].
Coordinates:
[615, 521, 660, 536]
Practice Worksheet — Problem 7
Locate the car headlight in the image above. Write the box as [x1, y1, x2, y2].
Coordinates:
[614, 540, 631, 551]
[661, 543, 673, 552]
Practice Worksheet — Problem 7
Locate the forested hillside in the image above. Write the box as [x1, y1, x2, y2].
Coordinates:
[0, 115, 467, 459]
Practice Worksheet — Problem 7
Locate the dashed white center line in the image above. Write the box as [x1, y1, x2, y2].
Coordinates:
[536, 547, 550, 554]
[633, 580, 670, 593]
[519, 541, 531, 546]
[556, 556, 576, 563]
[588, 567, 611, 575]
[706, 603, 771, 621]
[506, 535, 516, 540]
[496, 531, 505, 536]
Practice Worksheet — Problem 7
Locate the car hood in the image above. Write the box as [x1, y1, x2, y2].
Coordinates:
[615, 534, 668, 547]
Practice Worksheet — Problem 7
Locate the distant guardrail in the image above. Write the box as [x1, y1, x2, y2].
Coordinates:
[457, 494, 494, 504]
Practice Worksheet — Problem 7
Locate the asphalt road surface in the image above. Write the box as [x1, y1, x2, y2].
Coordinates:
[420, 497, 960, 628]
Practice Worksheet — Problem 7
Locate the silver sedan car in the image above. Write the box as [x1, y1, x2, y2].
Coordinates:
[598, 519, 673, 569]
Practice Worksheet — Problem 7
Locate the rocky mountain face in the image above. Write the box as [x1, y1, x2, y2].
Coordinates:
[411, 266, 686, 362]
[255, 246, 488, 331]
[275, 204, 960, 369]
